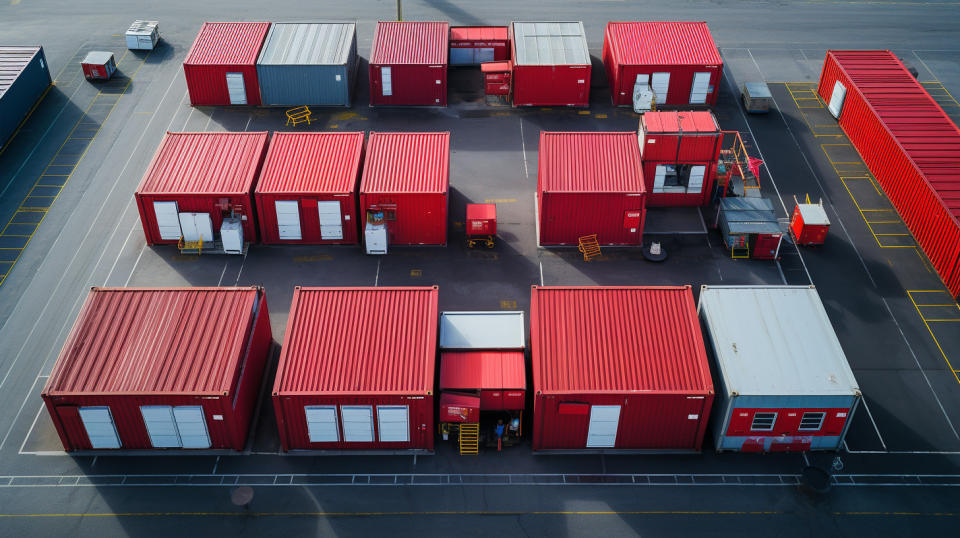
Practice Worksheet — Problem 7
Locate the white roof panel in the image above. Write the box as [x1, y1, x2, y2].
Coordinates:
[439, 311, 525, 350]
[258, 22, 355, 66]
[797, 203, 830, 225]
[126, 20, 159, 36]
[512, 21, 588, 66]
[699, 286, 859, 397]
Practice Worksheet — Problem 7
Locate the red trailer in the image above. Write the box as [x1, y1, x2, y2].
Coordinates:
[359, 132, 449, 248]
[183, 22, 270, 106]
[134, 132, 269, 252]
[603, 22, 723, 107]
[510, 22, 590, 107]
[273, 287, 438, 452]
[530, 286, 714, 452]
[639, 110, 723, 206]
[537, 132, 646, 246]
[369, 21, 448, 106]
[42, 287, 273, 451]
[818, 50, 960, 297]
[255, 132, 364, 245]
[449, 26, 509, 65]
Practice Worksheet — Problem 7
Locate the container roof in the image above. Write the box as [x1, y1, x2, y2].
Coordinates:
[450, 26, 509, 42]
[828, 50, 960, 220]
[136, 132, 269, 195]
[360, 132, 450, 194]
[0, 46, 42, 97]
[43, 288, 262, 396]
[720, 197, 781, 234]
[274, 287, 438, 395]
[256, 132, 364, 194]
[184, 22, 270, 66]
[370, 21, 448, 65]
[439, 311, 525, 349]
[81, 51, 114, 65]
[258, 22, 355, 66]
[531, 286, 714, 394]
[512, 22, 589, 66]
[699, 286, 860, 397]
[126, 20, 159, 35]
[538, 132, 645, 194]
[641, 110, 719, 134]
[797, 203, 830, 225]
[440, 351, 526, 391]
[605, 21, 722, 66]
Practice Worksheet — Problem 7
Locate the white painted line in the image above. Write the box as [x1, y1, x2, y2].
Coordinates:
[519, 118, 529, 179]
[123, 245, 146, 287]
[212, 456, 220, 475]
[216, 260, 229, 286]
[102, 222, 139, 285]
[859, 397, 887, 452]
[233, 251, 248, 286]
[17, 403, 45, 456]
[180, 107, 195, 131]
[0, 375, 41, 451]
[243, 114, 253, 132]
[374, 258, 381, 287]
[910, 51, 940, 82]
[539, 260, 544, 286]
[775, 261, 788, 285]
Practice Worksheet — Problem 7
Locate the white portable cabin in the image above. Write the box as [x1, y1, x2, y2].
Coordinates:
[126, 20, 160, 51]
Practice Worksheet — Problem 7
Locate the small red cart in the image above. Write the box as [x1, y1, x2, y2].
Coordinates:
[790, 197, 830, 246]
[81, 51, 117, 81]
[466, 203, 496, 248]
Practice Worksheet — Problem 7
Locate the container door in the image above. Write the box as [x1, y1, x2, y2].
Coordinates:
[586, 405, 620, 448]
[140, 406, 181, 448]
[689, 72, 711, 104]
[652, 72, 670, 104]
[226, 73, 247, 105]
[340, 406, 374, 442]
[381, 67, 393, 96]
[304, 406, 339, 443]
[687, 165, 706, 194]
[653, 165, 667, 193]
[275, 200, 302, 240]
[630, 73, 650, 96]
[376, 405, 410, 443]
[178, 213, 214, 243]
[153, 201, 182, 240]
[316, 201, 343, 240]
[827, 81, 846, 119]
[173, 406, 211, 448]
[78, 407, 121, 449]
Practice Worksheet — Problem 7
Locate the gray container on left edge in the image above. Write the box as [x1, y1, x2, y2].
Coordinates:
[0, 46, 52, 147]
[256, 22, 358, 107]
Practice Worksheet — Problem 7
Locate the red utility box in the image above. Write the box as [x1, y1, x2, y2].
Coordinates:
[603, 21, 723, 107]
[538, 132, 646, 246]
[510, 22, 590, 107]
[370, 21, 448, 106]
[81, 51, 117, 81]
[449, 26, 510, 65]
[183, 22, 270, 106]
[466, 203, 496, 248]
[255, 132, 364, 245]
[482, 61, 512, 96]
[42, 287, 273, 451]
[639, 110, 723, 206]
[790, 201, 830, 246]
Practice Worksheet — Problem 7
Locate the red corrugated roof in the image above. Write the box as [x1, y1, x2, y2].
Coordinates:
[450, 26, 508, 42]
[440, 351, 526, 391]
[370, 21, 449, 65]
[828, 50, 960, 218]
[606, 21, 722, 66]
[274, 287, 438, 395]
[43, 288, 262, 396]
[184, 22, 270, 66]
[360, 132, 450, 194]
[531, 286, 714, 394]
[642, 110, 718, 133]
[256, 132, 364, 194]
[538, 132, 645, 193]
[136, 132, 269, 195]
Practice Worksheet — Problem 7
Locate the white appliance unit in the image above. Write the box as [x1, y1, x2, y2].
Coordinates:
[632, 75, 655, 113]
[364, 211, 388, 255]
[126, 20, 160, 50]
[220, 217, 244, 254]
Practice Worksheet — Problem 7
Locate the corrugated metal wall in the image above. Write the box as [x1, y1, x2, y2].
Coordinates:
[0, 46, 51, 146]
[257, 23, 358, 106]
[360, 192, 447, 245]
[135, 193, 257, 245]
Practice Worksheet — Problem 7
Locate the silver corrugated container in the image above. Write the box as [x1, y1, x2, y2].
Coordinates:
[0, 46, 51, 147]
[256, 22, 357, 107]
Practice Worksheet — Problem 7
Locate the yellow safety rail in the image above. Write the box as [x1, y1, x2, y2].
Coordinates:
[718, 131, 761, 195]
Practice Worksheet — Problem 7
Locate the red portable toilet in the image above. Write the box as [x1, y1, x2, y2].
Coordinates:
[639, 110, 723, 206]
[369, 21, 448, 106]
[183, 22, 270, 106]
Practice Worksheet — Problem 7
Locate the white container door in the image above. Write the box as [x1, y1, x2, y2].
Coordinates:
[304, 406, 339, 443]
[377, 406, 409, 443]
[275, 200, 302, 240]
[653, 165, 667, 193]
[828, 81, 847, 119]
[689, 71, 711, 104]
[178, 212, 214, 243]
[586, 405, 621, 448]
[153, 201, 182, 240]
[140, 406, 180, 448]
[226, 72, 247, 105]
[651, 72, 670, 104]
[687, 165, 706, 194]
[173, 406, 211, 448]
[381, 67, 393, 96]
[79, 407, 121, 449]
[341, 406, 374, 442]
[316, 201, 343, 240]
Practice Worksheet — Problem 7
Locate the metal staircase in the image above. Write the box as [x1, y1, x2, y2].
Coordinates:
[459, 423, 479, 455]
[577, 234, 602, 261]
[718, 131, 762, 197]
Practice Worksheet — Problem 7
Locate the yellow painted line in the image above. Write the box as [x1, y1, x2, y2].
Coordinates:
[865, 220, 900, 224]
[484, 198, 516, 203]
[500, 300, 518, 309]
[293, 255, 333, 262]
[410, 269, 423, 277]
[577, 110, 590, 115]
[915, 304, 960, 307]
[907, 290, 960, 385]
[874, 233, 911, 236]
[595, 113, 608, 119]
[925, 319, 960, 322]
[0, 510, 956, 518]
[10, 0, 21, 5]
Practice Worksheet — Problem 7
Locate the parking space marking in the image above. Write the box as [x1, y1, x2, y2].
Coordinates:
[919, 81, 960, 123]
[907, 291, 960, 383]
[784, 82, 843, 136]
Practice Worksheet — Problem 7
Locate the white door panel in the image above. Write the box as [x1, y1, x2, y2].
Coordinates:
[226, 72, 247, 105]
[305, 406, 339, 443]
[687, 165, 706, 194]
[153, 201, 182, 240]
[651, 72, 670, 104]
[140, 406, 180, 448]
[173, 406, 211, 449]
[341, 406, 374, 442]
[653, 165, 667, 193]
[79, 407, 121, 449]
[317, 201, 343, 240]
[586, 405, 621, 448]
[690, 71, 711, 104]
[377, 406, 409, 443]
[178, 213, 214, 243]
[275, 200, 302, 240]
[381, 67, 393, 96]
[828, 81, 847, 119]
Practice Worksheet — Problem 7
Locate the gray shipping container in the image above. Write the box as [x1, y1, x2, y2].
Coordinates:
[256, 22, 357, 107]
[0, 46, 52, 148]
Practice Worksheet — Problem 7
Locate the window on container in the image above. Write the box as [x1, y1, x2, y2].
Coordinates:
[340, 406, 374, 442]
[750, 412, 777, 431]
[798, 412, 826, 432]
[382, 209, 396, 221]
[654, 164, 697, 194]
[377, 405, 410, 443]
[305, 406, 339, 443]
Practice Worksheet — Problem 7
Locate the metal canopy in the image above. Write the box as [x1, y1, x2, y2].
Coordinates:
[439, 311, 525, 350]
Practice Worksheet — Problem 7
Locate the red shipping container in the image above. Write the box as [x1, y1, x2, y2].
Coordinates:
[818, 50, 960, 296]
[369, 22, 448, 106]
[466, 203, 496, 236]
[183, 22, 269, 106]
[360, 132, 449, 246]
[273, 287, 438, 452]
[603, 22, 723, 107]
[449, 26, 510, 65]
[135, 132, 269, 246]
[440, 351, 526, 411]
[255, 132, 364, 245]
[537, 132, 646, 246]
[639, 110, 722, 206]
[510, 22, 590, 107]
[42, 287, 273, 451]
[530, 286, 714, 452]
[790, 202, 830, 246]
